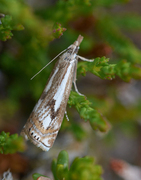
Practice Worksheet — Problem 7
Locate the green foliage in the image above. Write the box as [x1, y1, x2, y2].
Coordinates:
[32, 173, 49, 180]
[53, 22, 67, 38]
[0, 0, 141, 167]
[68, 122, 87, 141]
[68, 91, 109, 132]
[78, 57, 141, 82]
[61, 114, 87, 141]
[0, 131, 25, 154]
[32, 149, 102, 180]
[0, 0, 141, 104]
[97, 16, 141, 63]
[51, 150, 103, 180]
[37, 0, 128, 24]
[113, 14, 141, 31]
[0, 14, 24, 41]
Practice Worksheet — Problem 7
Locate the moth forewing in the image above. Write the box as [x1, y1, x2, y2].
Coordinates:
[21, 35, 93, 151]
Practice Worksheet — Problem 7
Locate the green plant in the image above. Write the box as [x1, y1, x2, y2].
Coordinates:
[0, 131, 25, 154]
[33, 150, 103, 180]
[0, 0, 141, 179]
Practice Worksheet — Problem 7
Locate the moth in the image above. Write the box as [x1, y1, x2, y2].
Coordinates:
[21, 35, 93, 151]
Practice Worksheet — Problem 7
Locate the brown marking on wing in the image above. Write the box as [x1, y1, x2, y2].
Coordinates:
[45, 99, 60, 121]
[40, 92, 47, 100]
[21, 49, 78, 151]
[48, 138, 55, 146]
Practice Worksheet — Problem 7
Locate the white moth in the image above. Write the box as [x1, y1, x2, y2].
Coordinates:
[21, 35, 93, 151]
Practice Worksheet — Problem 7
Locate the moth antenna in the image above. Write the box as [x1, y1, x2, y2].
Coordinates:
[31, 48, 68, 80]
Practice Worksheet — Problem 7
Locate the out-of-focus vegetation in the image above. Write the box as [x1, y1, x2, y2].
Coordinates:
[0, 131, 25, 154]
[33, 150, 102, 180]
[0, 0, 141, 179]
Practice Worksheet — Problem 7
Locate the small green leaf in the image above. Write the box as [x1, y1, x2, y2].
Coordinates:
[32, 173, 49, 180]
[57, 150, 69, 168]
[51, 159, 59, 180]
[56, 150, 69, 179]
[56, 164, 66, 180]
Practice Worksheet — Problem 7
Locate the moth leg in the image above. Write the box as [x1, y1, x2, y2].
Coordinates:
[77, 55, 94, 62]
[73, 60, 84, 96]
[65, 111, 69, 121]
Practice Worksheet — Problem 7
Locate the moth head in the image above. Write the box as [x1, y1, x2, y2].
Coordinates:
[73, 40, 79, 47]
[73, 35, 83, 47]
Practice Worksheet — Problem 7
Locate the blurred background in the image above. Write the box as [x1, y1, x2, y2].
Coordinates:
[0, 0, 141, 179]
